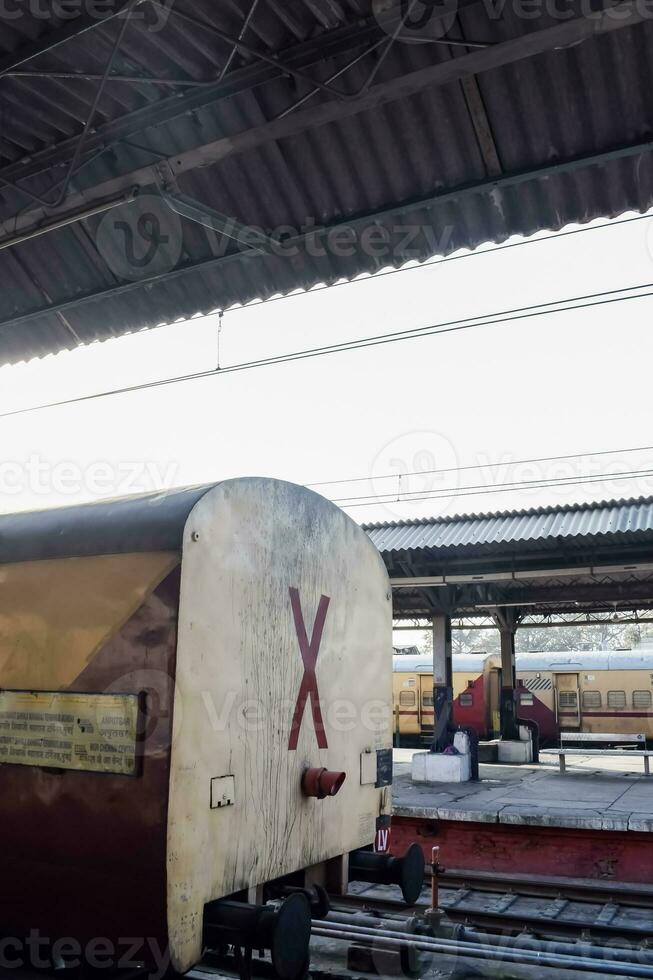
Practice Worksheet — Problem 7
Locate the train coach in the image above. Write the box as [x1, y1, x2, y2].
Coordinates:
[0, 478, 409, 978]
[393, 649, 653, 745]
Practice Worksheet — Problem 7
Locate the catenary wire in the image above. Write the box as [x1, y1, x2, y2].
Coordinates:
[338, 468, 653, 510]
[1, 277, 653, 421]
[306, 443, 653, 489]
[334, 465, 653, 504]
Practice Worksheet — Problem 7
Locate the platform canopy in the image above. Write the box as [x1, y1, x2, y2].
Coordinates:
[365, 496, 653, 620]
[0, 0, 652, 364]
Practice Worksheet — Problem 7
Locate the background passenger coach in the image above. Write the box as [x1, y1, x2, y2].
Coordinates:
[393, 650, 653, 745]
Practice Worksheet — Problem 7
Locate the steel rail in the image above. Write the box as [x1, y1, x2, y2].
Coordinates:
[332, 887, 653, 941]
[438, 868, 653, 908]
[312, 922, 653, 977]
[318, 916, 653, 967]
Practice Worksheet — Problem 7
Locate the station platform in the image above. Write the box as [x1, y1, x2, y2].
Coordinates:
[391, 750, 653, 883]
[393, 750, 653, 831]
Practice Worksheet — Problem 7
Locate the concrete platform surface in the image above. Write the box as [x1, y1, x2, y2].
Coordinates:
[392, 750, 653, 831]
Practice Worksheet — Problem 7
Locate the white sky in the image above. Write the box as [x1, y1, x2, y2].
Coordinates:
[1, 209, 652, 522]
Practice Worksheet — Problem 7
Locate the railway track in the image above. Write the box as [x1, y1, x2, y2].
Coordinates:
[335, 869, 653, 943]
[439, 868, 653, 908]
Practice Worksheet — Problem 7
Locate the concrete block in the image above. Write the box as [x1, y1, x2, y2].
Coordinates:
[411, 750, 471, 784]
[478, 740, 499, 763]
[453, 731, 470, 754]
[498, 739, 533, 764]
[519, 725, 531, 742]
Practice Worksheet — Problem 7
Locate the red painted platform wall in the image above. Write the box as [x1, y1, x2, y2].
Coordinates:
[392, 815, 653, 884]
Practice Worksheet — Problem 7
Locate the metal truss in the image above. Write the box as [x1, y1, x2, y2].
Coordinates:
[394, 610, 653, 631]
[0, 0, 405, 203]
[0, 0, 648, 337]
[1, 0, 647, 242]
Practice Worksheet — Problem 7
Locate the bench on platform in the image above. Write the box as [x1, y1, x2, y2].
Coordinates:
[541, 732, 652, 774]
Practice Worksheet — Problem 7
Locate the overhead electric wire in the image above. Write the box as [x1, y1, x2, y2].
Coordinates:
[307, 443, 653, 489]
[334, 465, 653, 504]
[333, 469, 653, 510]
[2, 277, 653, 421]
[337, 467, 653, 510]
[334, 467, 653, 504]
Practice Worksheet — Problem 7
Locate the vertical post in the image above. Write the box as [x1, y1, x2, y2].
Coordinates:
[432, 613, 453, 752]
[499, 622, 519, 741]
[431, 847, 440, 910]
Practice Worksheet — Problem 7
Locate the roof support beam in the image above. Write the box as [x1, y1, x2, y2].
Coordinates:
[390, 562, 653, 588]
[459, 75, 502, 178]
[473, 583, 653, 605]
[0, 0, 646, 244]
[451, 17, 503, 178]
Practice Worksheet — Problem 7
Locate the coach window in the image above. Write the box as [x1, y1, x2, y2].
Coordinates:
[399, 691, 416, 707]
[519, 692, 534, 706]
[559, 691, 578, 709]
[633, 690, 652, 709]
[422, 691, 434, 707]
[459, 692, 473, 707]
[607, 690, 626, 709]
[582, 690, 602, 709]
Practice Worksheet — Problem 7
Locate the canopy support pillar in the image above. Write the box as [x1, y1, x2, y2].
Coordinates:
[432, 613, 453, 752]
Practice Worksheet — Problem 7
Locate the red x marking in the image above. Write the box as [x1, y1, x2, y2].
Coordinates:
[288, 586, 330, 750]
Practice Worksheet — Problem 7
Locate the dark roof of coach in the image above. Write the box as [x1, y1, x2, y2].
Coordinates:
[0, 485, 214, 563]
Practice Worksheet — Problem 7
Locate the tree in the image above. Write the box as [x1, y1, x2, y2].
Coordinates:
[414, 621, 653, 656]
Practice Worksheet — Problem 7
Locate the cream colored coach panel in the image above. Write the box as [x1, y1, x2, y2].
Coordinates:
[167, 479, 392, 971]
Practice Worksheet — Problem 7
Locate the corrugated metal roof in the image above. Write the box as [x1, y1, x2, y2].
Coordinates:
[0, 0, 652, 363]
[365, 495, 653, 554]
